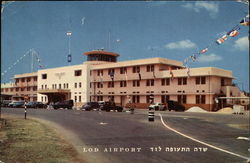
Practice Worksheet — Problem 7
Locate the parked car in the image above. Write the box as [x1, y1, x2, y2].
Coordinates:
[81, 102, 100, 111]
[52, 100, 74, 109]
[148, 103, 167, 111]
[25, 101, 47, 108]
[12, 101, 25, 108]
[167, 100, 185, 112]
[1, 100, 12, 107]
[101, 101, 123, 112]
[8, 101, 16, 107]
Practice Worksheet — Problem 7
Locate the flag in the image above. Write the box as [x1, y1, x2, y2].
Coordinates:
[227, 30, 239, 37]
[216, 34, 227, 45]
[190, 55, 196, 62]
[66, 31, 72, 36]
[169, 69, 174, 80]
[200, 48, 208, 54]
[125, 71, 128, 81]
[138, 72, 141, 81]
[240, 18, 250, 26]
[99, 75, 103, 84]
[222, 35, 227, 40]
[187, 67, 190, 78]
[216, 38, 224, 45]
[109, 72, 114, 81]
[153, 71, 156, 79]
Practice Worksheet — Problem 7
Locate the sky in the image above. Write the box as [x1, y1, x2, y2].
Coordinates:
[1, 1, 249, 91]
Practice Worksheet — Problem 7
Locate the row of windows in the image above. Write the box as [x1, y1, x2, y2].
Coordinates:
[3, 86, 38, 92]
[41, 70, 82, 80]
[94, 77, 204, 88]
[96, 65, 156, 76]
[16, 77, 37, 83]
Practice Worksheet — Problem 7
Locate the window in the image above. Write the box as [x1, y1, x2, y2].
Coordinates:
[33, 86, 37, 91]
[201, 77, 206, 84]
[59, 84, 61, 89]
[90, 83, 92, 88]
[221, 78, 225, 86]
[178, 95, 187, 104]
[75, 96, 77, 103]
[196, 95, 200, 104]
[178, 78, 182, 85]
[161, 78, 170, 86]
[133, 80, 140, 87]
[66, 83, 69, 88]
[108, 81, 114, 88]
[75, 83, 77, 88]
[34, 77, 37, 81]
[27, 87, 30, 91]
[21, 78, 25, 82]
[146, 79, 154, 86]
[120, 81, 127, 87]
[97, 70, 103, 76]
[79, 82, 82, 88]
[41, 96, 43, 102]
[41, 85, 44, 89]
[74, 70, 82, 76]
[201, 95, 206, 104]
[133, 66, 140, 73]
[196, 77, 200, 85]
[146, 95, 154, 103]
[178, 78, 187, 85]
[42, 74, 47, 79]
[108, 69, 115, 75]
[161, 95, 169, 103]
[16, 79, 19, 83]
[183, 78, 187, 85]
[16, 88, 19, 91]
[97, 82, 103, 88]
[196, 76, 206, 85]
[27, 78, 31, 82]
[120, 67, 127, 74]
[146, 65, 154, 72]
[79, 96, 81, 102]
[132, 95, 140, 103]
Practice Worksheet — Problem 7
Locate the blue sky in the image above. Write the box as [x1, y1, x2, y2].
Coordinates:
[1, 1, 249, 91]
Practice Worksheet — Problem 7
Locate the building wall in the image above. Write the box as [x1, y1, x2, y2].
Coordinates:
[90, 59, 236, 111]
[37, 64, 90, 107]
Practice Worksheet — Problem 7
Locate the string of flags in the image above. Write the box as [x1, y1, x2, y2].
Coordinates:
[1, 48, 43, 77]
[180, 13, 249, 78]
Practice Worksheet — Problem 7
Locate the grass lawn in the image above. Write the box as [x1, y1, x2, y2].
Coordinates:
[0, 116, 84, 163]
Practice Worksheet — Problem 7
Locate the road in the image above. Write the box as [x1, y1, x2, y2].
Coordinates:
[1, 108, 250, 163]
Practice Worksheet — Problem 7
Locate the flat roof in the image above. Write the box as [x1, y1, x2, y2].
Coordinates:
[14, 72, 37, 79]
[84, 50, 120, 57]
[91, 57, 184, 70]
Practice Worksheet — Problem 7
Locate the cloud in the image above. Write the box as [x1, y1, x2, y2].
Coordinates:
[197, 53, 222, 63]
[233, 36, 249, 51]
[164, 40, 196, 50]
[182, 2, 219, 18]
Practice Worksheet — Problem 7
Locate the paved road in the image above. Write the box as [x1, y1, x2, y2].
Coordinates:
[1, 108, 250, 163]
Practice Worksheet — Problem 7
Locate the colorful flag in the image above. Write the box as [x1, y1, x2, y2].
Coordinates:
[216, 38, 224, 45]
[227, 30, 239, 37]
[200, 48, 208, 54]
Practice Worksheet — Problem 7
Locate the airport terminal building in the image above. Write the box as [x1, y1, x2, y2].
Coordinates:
[1, 50, 247, 111]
